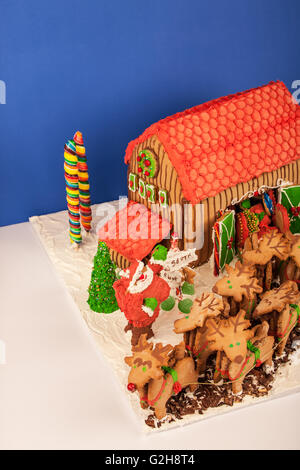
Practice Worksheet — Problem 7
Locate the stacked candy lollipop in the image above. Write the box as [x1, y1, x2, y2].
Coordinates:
[64, 139, 82, 245]
[73, 131, 92, 233]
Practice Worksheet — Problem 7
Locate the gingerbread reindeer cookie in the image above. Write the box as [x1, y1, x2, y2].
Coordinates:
[253, 281, 300, 318]
[289, 234, 300, 269]
[212, 261, 262, 316]
[125, 335, 198, 420]
[206, 310, 274, 394]
[174, 293, 225, 334]
[243, 229, 290, 266]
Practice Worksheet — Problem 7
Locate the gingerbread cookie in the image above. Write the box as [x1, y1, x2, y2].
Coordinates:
[125, 334, 198, 420]
[242, 229, 291, 266]
[289, 234, 300, 269]
[212, 261, 263, 303]
[207, 311, 274, 394]
[174, 293, 225, 334]
[253, 280, 300, 317]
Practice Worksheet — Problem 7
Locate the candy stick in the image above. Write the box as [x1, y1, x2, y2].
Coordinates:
[64, 139, 82, 245]
[73, 131, 92, 233]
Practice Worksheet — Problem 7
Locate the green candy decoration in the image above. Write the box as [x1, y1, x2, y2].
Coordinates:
[144, 297, 158, 311]
[178, 298, 193, 314]
[160, 296, 176, 311]
[181, 282, 195, 296]
[87, 241, 119, 314]
[152, 244, 168, 261]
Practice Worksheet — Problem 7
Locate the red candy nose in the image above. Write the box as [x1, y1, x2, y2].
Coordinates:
[127, 383, 136, 392]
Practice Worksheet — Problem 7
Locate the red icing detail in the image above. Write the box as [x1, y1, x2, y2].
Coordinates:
[98, 201, 172, 262]
[160, 196, 165, 203]
[255, 360, 262, 367]
[146, 190, 151, 198]
[124, 81, 300, 204]
[129, 181, 133, 188]
[127, 383, 136, 392]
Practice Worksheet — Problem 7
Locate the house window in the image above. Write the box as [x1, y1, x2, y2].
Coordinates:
[146, 184, 156, 203]
[139, 179, 146, 199]
[128, 173, 137, 192]
[159, 189, 168, 207]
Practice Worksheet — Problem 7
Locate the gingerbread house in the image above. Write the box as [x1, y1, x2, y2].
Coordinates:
[99, 81, 300, 269]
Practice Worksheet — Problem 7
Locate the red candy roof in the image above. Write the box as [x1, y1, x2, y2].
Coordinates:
[98, 201, 172, 261]
[125, 81, 300, 204]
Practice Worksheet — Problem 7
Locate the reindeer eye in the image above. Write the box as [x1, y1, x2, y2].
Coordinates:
[236, 342, 240, 346]
[142, 366, 147, 372]
[229, 344, 234, 348]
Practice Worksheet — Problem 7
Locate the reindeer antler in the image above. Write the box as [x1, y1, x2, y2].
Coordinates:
[152, 343, 173, 365]
[229, 310, 250, 333]
[132, 334, 153, 353]
[243, 229, 291, 265]
[213, 260, 263, 302]
[174, 293, 224, 334]
[254, 280, 300, 317]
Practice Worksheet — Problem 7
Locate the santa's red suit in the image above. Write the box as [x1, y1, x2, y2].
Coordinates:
[113, 260, 170, 328]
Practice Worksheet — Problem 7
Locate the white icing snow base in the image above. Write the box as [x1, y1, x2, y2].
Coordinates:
[30, 201, 300, 433]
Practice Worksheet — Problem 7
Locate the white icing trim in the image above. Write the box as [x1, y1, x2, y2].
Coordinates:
[231, 178, 294, 206]
[128, 262, 154, 293]
[142, 304, 156, 317]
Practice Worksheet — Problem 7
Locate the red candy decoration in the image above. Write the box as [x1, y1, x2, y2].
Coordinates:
[160, 196, 165, 203]
[255, 359, 262, 367]
[145, 159, 151, 167]
[127, 383, 136, 392]
[129, 181, 133, 188]
[138, 167, 142, 173]
[173, 381, 182, 394]
[144, 170, 150, 177]
[137, 156, 141, 162]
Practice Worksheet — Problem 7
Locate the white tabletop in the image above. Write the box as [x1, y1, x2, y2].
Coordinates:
[1, 221, 300, 450]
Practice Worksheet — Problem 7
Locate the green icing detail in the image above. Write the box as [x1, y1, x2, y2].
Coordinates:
[160, 296, 175, 311]
[216, 211, 236, 271]
[178, 298, 193, 314]
[241, 199, 251, 209]
[182, 282, 195, 296]
[152, 244, 168, 261]
[138, 150, 157, 178]
[87, 241, 119, 314]
[128, 173, 137, 192]
[144, 297, 158, 311]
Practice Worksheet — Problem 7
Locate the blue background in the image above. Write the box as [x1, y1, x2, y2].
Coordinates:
[1, 0, 299, 226]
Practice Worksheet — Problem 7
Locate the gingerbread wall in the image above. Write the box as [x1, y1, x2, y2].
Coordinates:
[187, 158, 300, 265]
[127, 134, 184, 246]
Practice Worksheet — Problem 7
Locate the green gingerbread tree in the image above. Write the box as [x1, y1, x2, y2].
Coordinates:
[88, 241, 119, 313]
